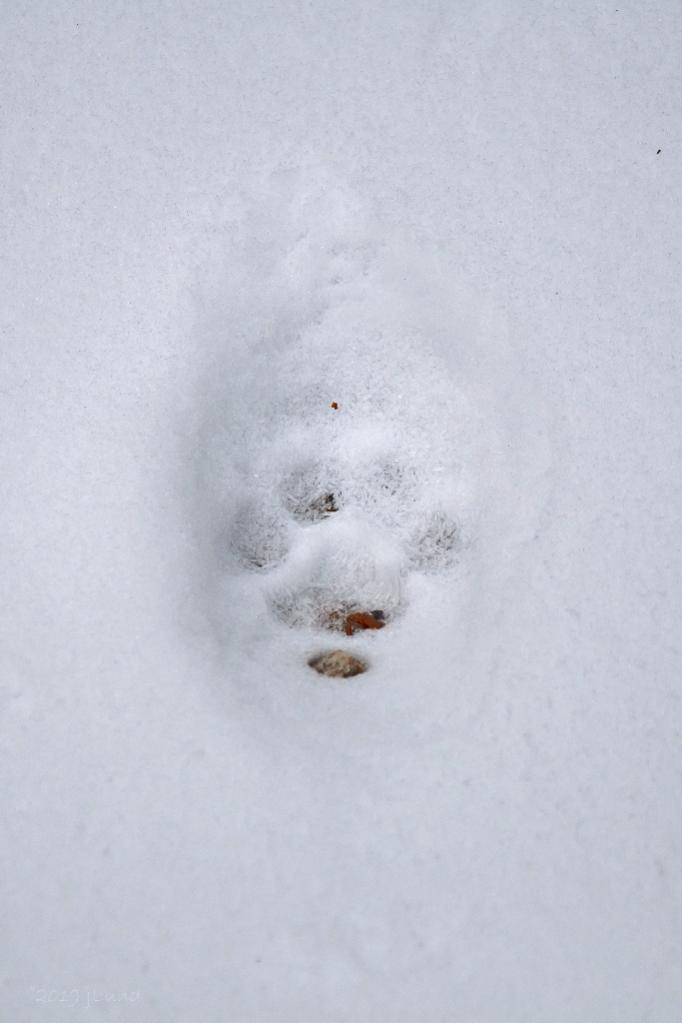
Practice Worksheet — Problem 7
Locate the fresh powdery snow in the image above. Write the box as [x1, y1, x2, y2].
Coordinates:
[2, 3, 681, 1021]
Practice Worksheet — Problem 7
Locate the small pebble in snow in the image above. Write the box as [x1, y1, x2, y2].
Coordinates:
[308, 650, 367, 678]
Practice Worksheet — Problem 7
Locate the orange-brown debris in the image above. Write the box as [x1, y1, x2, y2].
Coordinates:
[344, 611, 386, 636]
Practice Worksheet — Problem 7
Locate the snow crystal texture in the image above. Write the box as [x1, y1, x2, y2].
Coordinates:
[2, 3, 681, 1022]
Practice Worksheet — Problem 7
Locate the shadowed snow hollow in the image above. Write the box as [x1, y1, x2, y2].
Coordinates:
[194, 173, 552, 743]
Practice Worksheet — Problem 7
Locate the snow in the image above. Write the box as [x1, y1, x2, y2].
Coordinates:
[2, 2, 681, 1020]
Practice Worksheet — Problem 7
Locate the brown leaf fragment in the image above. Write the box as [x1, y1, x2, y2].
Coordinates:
[344, 611, 386, 636]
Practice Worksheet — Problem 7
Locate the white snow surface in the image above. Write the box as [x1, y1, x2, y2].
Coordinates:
[2, 3, 681, 1021]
